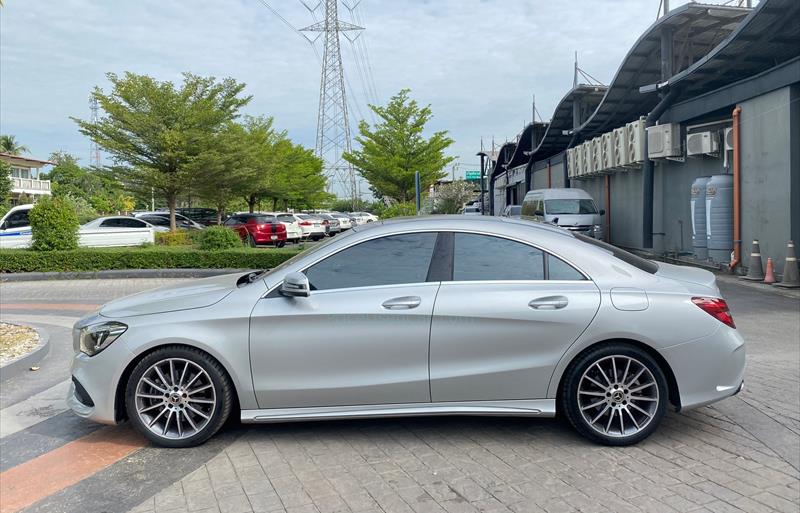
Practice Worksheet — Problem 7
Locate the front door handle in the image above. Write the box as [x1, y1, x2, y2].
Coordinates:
[529, 296, 569, 310]
[382, 296, 421, 310]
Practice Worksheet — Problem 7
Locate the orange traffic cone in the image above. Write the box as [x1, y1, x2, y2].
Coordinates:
[764, 258, 776, 284]
[776, 240, 799, 289]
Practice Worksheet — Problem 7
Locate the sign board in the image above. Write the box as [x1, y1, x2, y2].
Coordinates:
[465, 170, 481, 181]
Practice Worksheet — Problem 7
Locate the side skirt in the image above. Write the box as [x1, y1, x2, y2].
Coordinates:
[241, 399, 556, 423]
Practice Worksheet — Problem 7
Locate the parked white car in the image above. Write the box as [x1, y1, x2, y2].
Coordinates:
[268, 213, 303, 243]
[80, 216, 158, 247]
[134, 212, 205, 230]
[0, 204, 34, 249]
[280, 213, 325, 240]
[0, 206, 155, 249]
[329, 213, 353, 230]
[350, 211, 378, 224]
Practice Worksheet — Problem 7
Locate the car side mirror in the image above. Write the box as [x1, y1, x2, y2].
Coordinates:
[599, 209, 606, 216]
[280, 272, 311, 297]
[534, 210, 544, 216]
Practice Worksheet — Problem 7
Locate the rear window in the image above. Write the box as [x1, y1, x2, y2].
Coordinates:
[277, 214, 295, 223]
[251, 215, 276, 224]
[574, 233, 659, 274]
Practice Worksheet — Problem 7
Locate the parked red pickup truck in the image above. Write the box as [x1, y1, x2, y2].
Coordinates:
[223, 213, 287, 247]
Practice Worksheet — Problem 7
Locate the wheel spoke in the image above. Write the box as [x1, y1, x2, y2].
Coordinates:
[629, 402, 654, 417]
[136, 393, 165, 400]
[169, 360, 176, 387]
[142, 378, 166, 394]
[619, 408, 625, 434]
[625, 368, 645, 387]
[581, 399, 606, 411]
[594, 363, 612, 386]
[148, 406, 168, 427]
[188, 398, 215, 405]
[625, 408, 640, 429]
[604, 408, 616, 433]
[630, 395, 657, 402]
[186, 404, 210, 419]
[182, 409, 197, 430]
[579, 390, 605, 397]
[176, 411, 183, 437]
[154, 365, 172, 388]
[620, 358, 632, 385]
[178, 361, 189, 387]
[612, 357, 618, 383]
[629, 382, 655, 393]
[163, 410, 173, 435]
[591, 404, 610, 424]
[184, 371, 202, 389]
[138, 402, 163, 414]
[584, 376, 606, 390]
[188, 384, 213, 395]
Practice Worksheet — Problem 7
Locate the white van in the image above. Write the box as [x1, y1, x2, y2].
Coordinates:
[521, 188, 605, 239]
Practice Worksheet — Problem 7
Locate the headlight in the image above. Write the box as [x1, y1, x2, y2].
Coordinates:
[79, 322, 127, 356]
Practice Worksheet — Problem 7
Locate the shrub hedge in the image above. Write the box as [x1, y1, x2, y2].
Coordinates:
[197, 226, 242, 250]
[155, 230, 194, 246]
[29, 196, 80, 251]
[0, 247, 300, 273]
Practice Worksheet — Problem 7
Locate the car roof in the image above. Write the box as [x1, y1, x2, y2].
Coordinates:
[351, 215, 573, 238]
[524, 188, 593, 200]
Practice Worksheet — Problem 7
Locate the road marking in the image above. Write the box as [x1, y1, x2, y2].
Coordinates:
[0, 303, 100, 311]
[0, 426, 146, 513]
[0, 380, 71, 438]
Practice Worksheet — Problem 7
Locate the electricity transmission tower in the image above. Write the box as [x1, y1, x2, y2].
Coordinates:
[88, 95, 101, 167]
[301, 1, 363, 204]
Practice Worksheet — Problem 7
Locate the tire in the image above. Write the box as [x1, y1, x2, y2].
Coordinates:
[560, 343, 668, 446]
[276, 241, 286, 248]
[245, 234, 256, 248]
[125, 346, 234, 448]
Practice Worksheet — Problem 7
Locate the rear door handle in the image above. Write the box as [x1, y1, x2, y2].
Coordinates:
[529, 296, 569, 310]
[382, 296, 421, 310]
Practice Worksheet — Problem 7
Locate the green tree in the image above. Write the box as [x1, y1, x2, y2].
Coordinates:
[343, 89, 455, 202]
[28, 196, 80, 251]
[0, 161, 13, 212]
[0, 135, 29, 155]
[433, 180, 476, 214]
[72, 72, 251, 230]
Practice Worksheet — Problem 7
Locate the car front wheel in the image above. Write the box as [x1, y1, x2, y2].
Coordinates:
[125, 346, 233, 448]
[561, 343, 668, 446]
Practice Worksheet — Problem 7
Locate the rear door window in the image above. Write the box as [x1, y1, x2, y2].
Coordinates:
[453, 233, 545, 281]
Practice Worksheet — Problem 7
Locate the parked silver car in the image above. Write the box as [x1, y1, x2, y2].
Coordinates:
[68, 216, 745, 447]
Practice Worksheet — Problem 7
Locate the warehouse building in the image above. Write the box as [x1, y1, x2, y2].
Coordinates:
[487, 0, 799, 275]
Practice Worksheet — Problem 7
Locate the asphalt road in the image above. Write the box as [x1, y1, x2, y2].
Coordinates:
[0, 275, 798, 513]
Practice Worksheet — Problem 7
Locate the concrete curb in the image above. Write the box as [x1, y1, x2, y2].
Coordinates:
[0, 324, 51, 382]
[0, 268, 252, 282]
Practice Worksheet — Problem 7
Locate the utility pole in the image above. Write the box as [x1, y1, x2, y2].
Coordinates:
[89, 95, 101, 167]
[301, 1, 363, 208]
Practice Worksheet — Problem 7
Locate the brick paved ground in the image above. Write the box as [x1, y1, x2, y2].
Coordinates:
[124, 279, 800, 513]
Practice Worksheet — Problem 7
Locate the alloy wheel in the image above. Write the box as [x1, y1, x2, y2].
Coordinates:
[577, 355, 659, 438]
[134, 358, 216, 440]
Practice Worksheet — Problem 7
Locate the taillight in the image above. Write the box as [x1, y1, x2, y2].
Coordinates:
[322, 220, 329, 225]
[692, 297, 735, 329]
[299, 221, 312, 226]
[276, 224, 286, 232]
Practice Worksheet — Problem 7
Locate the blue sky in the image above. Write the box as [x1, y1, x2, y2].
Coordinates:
[1, 0, 708, 178]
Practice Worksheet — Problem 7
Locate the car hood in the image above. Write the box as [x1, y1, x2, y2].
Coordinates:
[100, 273, 241, 318]
[655, 262, 719, 294]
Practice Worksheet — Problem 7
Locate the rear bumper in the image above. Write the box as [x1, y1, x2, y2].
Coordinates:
[253, 232, 287, 244]
[659, 325, 746, 410]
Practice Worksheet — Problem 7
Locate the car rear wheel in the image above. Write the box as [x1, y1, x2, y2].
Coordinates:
[245, 234, 256, 247]
[125, 346, 233, 448]
[561, 343, 667, 446]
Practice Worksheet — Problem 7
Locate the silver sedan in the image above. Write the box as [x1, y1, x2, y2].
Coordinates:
[68, 216, 745, 447]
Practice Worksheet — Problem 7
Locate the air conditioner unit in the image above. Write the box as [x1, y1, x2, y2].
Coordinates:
[686, 130, 719, 156]
[724, 127, 734, 151]
[647, 123, 682, 159]
[567, 148, 578, 178]
[614, 126, 630, 168]
[627, 117, 646, 164]
[602, 132, 616, 170]
[582, 142, 594, 176]
[592, 137, 603, 172]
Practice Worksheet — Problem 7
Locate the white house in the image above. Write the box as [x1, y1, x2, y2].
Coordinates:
[0, 152, 53, 204]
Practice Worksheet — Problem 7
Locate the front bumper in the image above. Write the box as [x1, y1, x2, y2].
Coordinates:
[67, 336, 135, 425]
[659, 324, 746, 410]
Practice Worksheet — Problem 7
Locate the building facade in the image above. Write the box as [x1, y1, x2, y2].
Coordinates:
[0, 152, 53, 204]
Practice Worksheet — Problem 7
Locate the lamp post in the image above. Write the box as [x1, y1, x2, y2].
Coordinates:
[476, 151, 488, 215]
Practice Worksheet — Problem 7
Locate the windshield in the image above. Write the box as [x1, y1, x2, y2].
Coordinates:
[508, 206, 522, 215]
[545, 199, 597, 215]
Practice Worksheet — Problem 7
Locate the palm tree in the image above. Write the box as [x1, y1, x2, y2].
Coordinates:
[0, 135, 29, 155]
